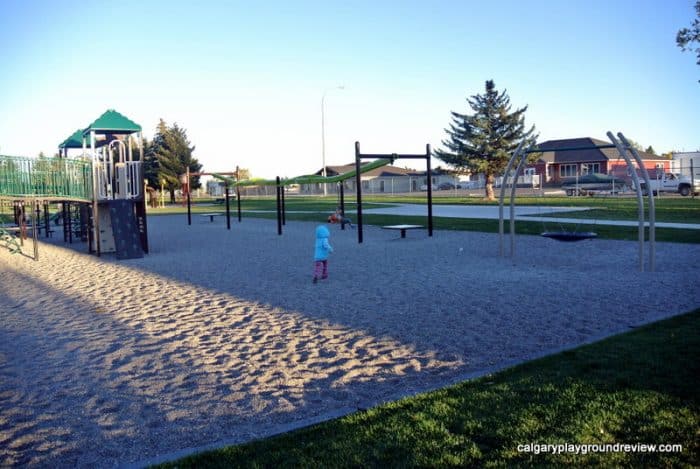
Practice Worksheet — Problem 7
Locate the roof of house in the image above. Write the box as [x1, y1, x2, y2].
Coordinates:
[535, 137, 663, 163]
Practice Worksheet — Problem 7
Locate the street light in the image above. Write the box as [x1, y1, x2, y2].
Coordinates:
[321, 85, 344, 196]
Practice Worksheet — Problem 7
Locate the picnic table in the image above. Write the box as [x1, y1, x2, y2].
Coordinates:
[200, 213, 225, 222]
[381, 224, 425, 238]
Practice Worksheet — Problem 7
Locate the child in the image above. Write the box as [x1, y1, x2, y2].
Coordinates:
[327, 207, 353, 229]
[313, 225, 333, 283]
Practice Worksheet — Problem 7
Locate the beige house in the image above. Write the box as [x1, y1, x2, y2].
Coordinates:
[299, 163, 456, 194]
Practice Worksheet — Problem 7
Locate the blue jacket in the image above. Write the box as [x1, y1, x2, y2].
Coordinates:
[314, 225, 333, 261]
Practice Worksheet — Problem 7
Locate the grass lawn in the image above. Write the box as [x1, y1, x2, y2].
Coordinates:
[2, 195, 698, 243]
[150, 195, 700, 244]
[157, 309, 699, 468]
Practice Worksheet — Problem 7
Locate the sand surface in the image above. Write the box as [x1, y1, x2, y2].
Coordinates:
[1, 215, 699, 467]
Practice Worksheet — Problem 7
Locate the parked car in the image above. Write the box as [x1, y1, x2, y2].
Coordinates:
[456, 181, 477, 189]
[438, 182, 455, 190]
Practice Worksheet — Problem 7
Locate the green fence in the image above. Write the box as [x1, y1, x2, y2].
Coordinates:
[0, 155, 93, 201]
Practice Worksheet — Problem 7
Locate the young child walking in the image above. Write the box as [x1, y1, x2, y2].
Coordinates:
[313, 225, 333, 284]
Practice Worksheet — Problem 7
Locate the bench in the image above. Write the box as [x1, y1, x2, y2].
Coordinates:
[200, 213, 226, 222]
[381, 224, 425, 238]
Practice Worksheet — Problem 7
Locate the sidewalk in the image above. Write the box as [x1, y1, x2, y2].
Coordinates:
[361, 204, 700, 230]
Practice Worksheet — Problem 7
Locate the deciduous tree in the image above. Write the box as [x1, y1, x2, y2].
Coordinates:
[677, 1, 700, 81]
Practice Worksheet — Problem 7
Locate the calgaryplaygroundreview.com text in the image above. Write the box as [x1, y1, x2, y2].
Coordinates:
[517, 442, 683, 455]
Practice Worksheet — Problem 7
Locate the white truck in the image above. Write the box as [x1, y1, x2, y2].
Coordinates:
[637, 172, 700, 197]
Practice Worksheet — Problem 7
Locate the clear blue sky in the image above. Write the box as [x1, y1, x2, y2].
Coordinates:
[1, 0, 698, 178]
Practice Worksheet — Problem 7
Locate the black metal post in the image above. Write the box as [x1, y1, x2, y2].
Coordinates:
[64, 203, 70, 242]
[426, 143, 433, 236]
[339, 182, 345, 230]
[281, 182, 286, 225]
[18, 203, 25, 246]
[87, 203, 93, 253]
[225, 184, 231, 230]
[13, 202, 20, 225]
[236, 166, 242, 222]
[186, 189, 191, 225]
[43, 202, 50, 238]
[355, 142, 363, 243]
[32, 199, 39, 260]
[276, 176, 282, 235]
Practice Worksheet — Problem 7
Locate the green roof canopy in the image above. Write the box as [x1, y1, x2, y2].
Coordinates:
[82, 109, 141, 136]
[59, 109, 142, 150]
[58, 128, 86, 149]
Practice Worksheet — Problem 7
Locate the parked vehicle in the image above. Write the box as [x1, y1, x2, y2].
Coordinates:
[636, 172, 700, 197]
[456, 181, 477, 189]
[561, 173, 627, 196]
[438, 182, 455, 190]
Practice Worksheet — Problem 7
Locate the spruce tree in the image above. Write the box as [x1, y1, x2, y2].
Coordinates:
[435, 80, 537, 200]
[150, 119, 202, 202]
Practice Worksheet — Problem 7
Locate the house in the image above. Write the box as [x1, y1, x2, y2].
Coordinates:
[528, 137, 671, 185]
[299, 163, 456, 194]
[671, 152, 700, 179]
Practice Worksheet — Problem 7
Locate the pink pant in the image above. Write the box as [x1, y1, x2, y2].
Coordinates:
[313, 260, 328, 279]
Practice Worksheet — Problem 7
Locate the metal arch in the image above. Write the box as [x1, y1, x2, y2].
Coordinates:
[497, 132, 656, 272]
[498, 140, 526, 257]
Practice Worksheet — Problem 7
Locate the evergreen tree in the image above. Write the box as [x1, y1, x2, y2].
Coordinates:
[149, 119, 202, 202]
[644, 145, 657, 155]
[435, 80, 537, 200]
[141, 137, 159, 188]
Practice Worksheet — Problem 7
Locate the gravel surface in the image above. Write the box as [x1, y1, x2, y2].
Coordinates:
[1, 215, 698, 467]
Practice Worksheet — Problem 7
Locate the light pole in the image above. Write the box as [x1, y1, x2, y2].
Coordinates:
[321, 85, 344, 196]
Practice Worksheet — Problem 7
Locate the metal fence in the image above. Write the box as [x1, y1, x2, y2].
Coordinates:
[0, 155, 93, 200]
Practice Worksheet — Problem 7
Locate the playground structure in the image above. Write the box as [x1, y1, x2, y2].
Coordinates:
[185, 141, 435, 243]
[498, 131, 657, 272]
[0, 110, 148, 260]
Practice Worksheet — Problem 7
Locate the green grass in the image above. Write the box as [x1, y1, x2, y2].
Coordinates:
[3, 195, 697, 243]
[157, 309, 700, 468]
[360, 194, 700, 224]
[152, 195, 700, 244]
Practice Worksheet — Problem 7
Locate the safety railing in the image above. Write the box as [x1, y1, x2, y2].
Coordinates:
[95, 160, 143, 200]
[0, 155, 93, 201]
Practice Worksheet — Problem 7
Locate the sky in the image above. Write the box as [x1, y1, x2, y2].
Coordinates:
[0, 0, 698, 179]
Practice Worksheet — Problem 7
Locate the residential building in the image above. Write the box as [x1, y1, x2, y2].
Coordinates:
[299, 163, 456, 194]
[528, 137, 671, 185]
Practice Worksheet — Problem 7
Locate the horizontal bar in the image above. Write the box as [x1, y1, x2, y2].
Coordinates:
[358, 153, 427, 159]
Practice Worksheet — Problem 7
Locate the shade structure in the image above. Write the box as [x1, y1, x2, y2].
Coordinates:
[83, 109, 141, 135]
